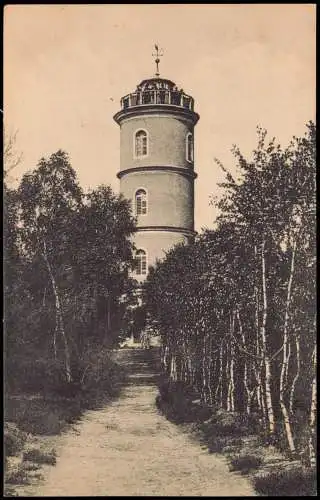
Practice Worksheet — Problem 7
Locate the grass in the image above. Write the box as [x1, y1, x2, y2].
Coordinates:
[253, 467, 317, 496]
[156, 377, 317, 497]
[5, 395, 83, 436]
[6, 465, 30, 485]
[5, 353, 128, 436]
[4, 350, 128, 496]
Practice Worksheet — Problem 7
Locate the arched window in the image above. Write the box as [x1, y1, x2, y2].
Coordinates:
[135, 189, 147, 215]
[135, 249, 147, 275]
[135, 130, 148, 157]
[186, 132, 194, 162]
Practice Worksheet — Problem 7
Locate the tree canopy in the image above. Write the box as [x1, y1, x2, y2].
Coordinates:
[144, 122, 316, 464]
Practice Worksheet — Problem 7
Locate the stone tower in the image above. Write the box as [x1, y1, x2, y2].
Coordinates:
[113, 61, 199, 282]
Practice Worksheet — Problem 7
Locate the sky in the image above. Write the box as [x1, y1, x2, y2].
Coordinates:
[4, 4, 316, 231]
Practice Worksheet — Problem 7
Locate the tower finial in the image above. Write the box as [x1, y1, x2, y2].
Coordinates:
[152, 44, 163, 77]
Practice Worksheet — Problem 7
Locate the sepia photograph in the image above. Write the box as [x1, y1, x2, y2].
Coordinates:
[3, 4, 316, 496]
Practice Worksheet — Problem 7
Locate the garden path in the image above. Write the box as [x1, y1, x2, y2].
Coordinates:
[28, 349, 256, 497]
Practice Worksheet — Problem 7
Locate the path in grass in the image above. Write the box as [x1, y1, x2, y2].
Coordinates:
[28, 348, 256, 497]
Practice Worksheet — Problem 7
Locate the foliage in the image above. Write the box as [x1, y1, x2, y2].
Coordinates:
[229, 454, 263, 474]
[4, 422, 28, 456]
[145, 122, 316, 463]
[253, 467, 317, 496]
[4, 149, 136, 394]
[22, 447, 57, 465]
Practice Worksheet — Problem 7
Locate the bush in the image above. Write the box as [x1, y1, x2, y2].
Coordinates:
[4, 422, 28, 456]
[5, 354, 67, 395]
[22, 447, 57, 465]
[253, 467, 317, 496]
[5, 395, 81, 435]
[5, 465, 30, 485]
[204, 409, 249, 437]
[229, 454, 263, 474]
[157, 379, 212, 424]
[76, 346, 126, 399]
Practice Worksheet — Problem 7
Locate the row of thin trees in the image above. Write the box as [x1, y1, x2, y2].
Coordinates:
[144, 123, 316, 465]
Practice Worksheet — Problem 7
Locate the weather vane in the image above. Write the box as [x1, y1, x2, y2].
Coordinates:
[152, 44, 163, 77]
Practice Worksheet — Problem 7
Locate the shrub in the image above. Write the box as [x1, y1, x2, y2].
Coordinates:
[5, 465, 29, 485]
[4, 422, 28, 456]
[22, 447, 57, 465]
[253, 467, 317, 496]
[206, 409, 249, 437]
[157, 379, 212, 424]
[229, 454, 263, 474]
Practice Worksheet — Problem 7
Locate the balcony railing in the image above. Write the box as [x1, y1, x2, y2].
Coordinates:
[120, 90, 194, 111]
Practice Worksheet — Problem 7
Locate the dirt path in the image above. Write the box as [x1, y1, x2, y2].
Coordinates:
[27, 349, 256, 497]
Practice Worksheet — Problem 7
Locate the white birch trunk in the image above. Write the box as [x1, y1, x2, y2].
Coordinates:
[228, 312, 235, 412]
[260, 239, 275, 434]
[237, 309, 251, 414]
[170, 355, 177, 382]
[279, 239, 297, 452]
[308, 342, 316, 467]
[219, 343, 224, 407]
[42, 242, 72, 383]
[254, 244, 265, 424]
[289, 334, 300, 415]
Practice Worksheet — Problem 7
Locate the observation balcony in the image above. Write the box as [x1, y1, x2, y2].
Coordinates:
[121, 89, 194, 111]
[114, 77, 199, 125]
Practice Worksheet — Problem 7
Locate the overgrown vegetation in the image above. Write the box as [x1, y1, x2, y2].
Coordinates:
[147, 123, 316, 492]
[4, 146, 136, 492]
[253, 468, 317, 497]
[22, 448, 57, 465]
[4, 148, 137, 395]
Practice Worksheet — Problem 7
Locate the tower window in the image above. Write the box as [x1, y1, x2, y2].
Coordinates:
[135, 249, 147, 275]
[135, 189, 147, 215]
[135, 130, 148, 157]
[186, 133, 194, 162]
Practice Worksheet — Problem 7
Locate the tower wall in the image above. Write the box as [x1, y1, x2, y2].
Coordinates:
[114, 77, 199, 282]
[120, 170, 194, 230]
[119, 115, 194, 172]
[130, 230, 189, 282]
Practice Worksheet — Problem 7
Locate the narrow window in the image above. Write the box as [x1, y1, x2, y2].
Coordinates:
[186, 132, 194, 162]
[135, 249, 147, 275]
[135, 130, 148, 157]
[135, 189, 147, 215]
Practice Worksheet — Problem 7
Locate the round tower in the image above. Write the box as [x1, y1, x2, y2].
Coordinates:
[114, 70, 199, 282]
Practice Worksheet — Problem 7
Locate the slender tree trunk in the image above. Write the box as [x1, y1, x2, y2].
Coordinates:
[53, 323, 58, 360]
[170, 355, 177, 382]
[279, 239, 297, 453]
[254, 244, 266, 425]
[228, 341, 235, 412]
[289, 334, 300, 415]
[227, 312, 235, 412]
[42, 242, 72, 383]
[308, 343, 316, 467]
[219, 342, 224, 407]
[260, 238, 275, 434]
[202, 334, 208, 403]
[284, 337, 291, 389]
[208, 339, 214, 406]
[237, 309, 252, 415]
[107, 295, 111, 332]
[187, 355, 192, 385]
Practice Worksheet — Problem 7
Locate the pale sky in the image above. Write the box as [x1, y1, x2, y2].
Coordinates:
[4, 4, 316, 231]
